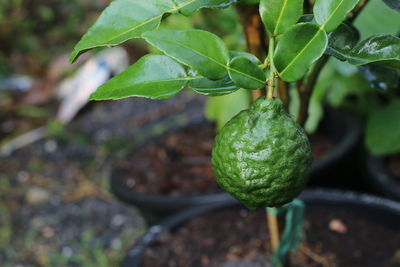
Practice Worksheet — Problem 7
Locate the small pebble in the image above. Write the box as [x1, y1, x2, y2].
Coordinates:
[329, 219, 347, 234]
[26, 187, 50, 205]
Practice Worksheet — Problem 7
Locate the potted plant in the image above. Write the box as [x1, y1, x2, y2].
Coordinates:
[71, 0, 400, 265]
[74, 4, 363, 220]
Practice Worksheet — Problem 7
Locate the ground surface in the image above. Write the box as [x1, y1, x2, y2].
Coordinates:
[0, 92, 206, 266]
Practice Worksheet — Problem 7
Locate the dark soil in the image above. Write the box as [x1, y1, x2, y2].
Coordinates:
[386, 154, 400, 182]
[142, 205, 400, 267]
[113, 124, 219, 197]
[113, 124, 335, 197]
[309, 133, 336, 160]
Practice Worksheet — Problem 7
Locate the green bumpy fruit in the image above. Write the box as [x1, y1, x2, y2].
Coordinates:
[211, 97, 313, 209]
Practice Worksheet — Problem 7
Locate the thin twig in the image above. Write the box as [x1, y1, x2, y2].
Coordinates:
[297, 55, 329, 127]
[347, 0, 370, 24]
[278, 80, 289, 110]
[296, 0, 370, 127]
[299, 244, 330, 267]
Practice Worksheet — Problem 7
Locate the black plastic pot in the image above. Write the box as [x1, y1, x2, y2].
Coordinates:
[109, 121, 235, 222]
[110, 108, 362, 220]
[366, 155, 400, 201]
[122, 189, 400, 267]
[308, 108, 362, 187]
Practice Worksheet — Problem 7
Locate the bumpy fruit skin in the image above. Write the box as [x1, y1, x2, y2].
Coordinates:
[211, 97, 312, 209]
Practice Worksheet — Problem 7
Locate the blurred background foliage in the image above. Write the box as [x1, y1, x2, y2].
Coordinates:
[0, 0, 108, 76]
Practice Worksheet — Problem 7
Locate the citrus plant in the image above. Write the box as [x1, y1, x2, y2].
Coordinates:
[71, 0, 400, 265]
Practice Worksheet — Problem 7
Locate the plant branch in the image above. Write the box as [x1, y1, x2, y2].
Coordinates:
[236, 3, 267, 100]
[278, 80, 289, 110]
[347, 0, 370, 24]
[267, 36, 277, 99]
[297, 55, 329, 127]
[295, 0, 369, 127]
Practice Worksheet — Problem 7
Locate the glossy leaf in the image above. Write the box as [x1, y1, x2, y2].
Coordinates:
[143, 29, 230, 80]
[348, 35, 400, 69]
[90, 55, 187, 100]
[189, 75, 239, 96]
[366, 101, 400, 155]
[274, 23, 328, 82]
[175, 0, 237, 15]
[358, 65, 400, 91]
[70, 0, 236, 62]
[314, 0, 360, 32]
[230, 51, 262, 65]
[326, 23, 360, 61]
[228, 56, 266, 89]
[259, 0, 304, 35]
[383, 0, 400, 11]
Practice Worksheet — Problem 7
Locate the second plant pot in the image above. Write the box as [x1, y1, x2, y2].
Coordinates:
[110, 108, 362, 220]
[122, 189, 400, 267]
[366, 153, 400, 201]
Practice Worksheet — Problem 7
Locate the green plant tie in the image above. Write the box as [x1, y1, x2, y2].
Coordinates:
[267, 199, 305, 267]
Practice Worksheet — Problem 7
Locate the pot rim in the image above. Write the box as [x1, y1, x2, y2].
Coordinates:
[311, 109, 362, 174]
[367, 154, 400, 201]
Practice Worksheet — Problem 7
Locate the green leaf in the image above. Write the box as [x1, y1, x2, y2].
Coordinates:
[143, 29, 230, 80]
[383, 0, 400, 11]
[70, 0, 236, 62]
[366, 101, 400, 155]
[348, 35, 400, 69]
[189, 75, 239, 96]
[314, 0, 361, 32]
[358, 64, 400, 91]
[70, 0, 174, 62]
[90, 55, 188, 100]
[259, 0, 304, 35]
[229, 51, 262, 65]
[205, 89, 251, 130]
[228, 56, 266, 89]
[274, 23, 328, 82]
[175, 0, 237, 15]
[326, 23, 360, 61]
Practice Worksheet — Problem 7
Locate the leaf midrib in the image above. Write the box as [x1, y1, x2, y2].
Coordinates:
[321, 0, 351, 30]
[279, 28, 323, 76]
[75, 0, 197, 51]
[145, 35, 266, 84]
[94, 76, 194, 97]
[108, 0, 197, 43]
[274, 0, 289, 35]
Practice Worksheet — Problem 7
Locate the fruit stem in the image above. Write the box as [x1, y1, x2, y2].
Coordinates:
[267, 36, 276, 99]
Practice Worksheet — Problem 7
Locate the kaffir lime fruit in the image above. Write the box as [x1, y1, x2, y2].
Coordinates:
[211, 97, 312, 209]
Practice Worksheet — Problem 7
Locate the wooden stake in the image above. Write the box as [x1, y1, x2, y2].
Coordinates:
[267, 210, 281, 251]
